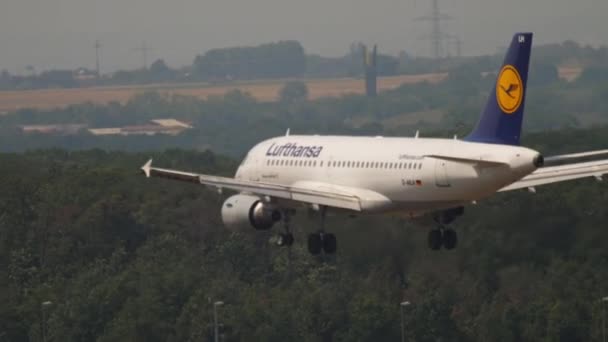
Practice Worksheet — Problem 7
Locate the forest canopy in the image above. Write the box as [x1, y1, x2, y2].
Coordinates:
[1, 132, 608, 341]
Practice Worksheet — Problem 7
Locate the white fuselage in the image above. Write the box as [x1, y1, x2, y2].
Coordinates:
[235, 135, 540, 216]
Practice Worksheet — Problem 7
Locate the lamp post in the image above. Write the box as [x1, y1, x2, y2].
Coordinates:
[213, 301, 224, 342]
[400, 301, 411, 342]
[602, 296, 608, 342]
[41, 301, 52, 342]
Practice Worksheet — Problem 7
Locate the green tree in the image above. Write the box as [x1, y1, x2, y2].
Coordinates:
[279, 81, 309, 104]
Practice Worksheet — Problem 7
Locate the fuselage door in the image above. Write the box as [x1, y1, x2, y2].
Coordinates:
[435, 159, 451, 187]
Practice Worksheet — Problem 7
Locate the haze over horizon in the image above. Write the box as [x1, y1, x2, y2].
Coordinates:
[1, 0, 606, 74]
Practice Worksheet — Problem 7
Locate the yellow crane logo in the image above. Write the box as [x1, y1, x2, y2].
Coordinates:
[496, 65, 524, 114]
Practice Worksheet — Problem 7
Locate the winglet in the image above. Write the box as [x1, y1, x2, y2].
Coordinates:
[141, 159, 153, 178]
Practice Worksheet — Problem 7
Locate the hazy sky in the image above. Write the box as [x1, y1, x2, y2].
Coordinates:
[1, 0, 606, 73]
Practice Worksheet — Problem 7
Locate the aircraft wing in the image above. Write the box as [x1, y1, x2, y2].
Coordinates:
[500, 159, 608, 192]
[140, 159, 385, 211]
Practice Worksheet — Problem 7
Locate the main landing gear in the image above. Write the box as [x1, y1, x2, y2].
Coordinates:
[428, 207, 463, 251]
[427, 227, 458, 251]
[276, 206, 338, 255]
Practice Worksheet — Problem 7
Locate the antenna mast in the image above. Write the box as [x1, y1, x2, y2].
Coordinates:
[134, 42, 153, 70]
[95, 40, 102, 79]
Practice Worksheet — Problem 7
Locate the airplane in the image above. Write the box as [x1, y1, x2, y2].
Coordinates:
[141, 33, 608, 255]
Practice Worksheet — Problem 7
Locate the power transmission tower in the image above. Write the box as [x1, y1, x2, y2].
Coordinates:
[449, 35, 463, 58]
[133, 42, 153, 70]
[415, 0, 452, 59]
[95, 40, 102, 79]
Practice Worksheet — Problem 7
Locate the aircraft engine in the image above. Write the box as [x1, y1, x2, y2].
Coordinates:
[221, 194, 282, 231]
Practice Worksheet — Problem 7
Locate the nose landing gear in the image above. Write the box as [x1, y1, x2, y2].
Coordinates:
[277, 232, 294, 247]
[276, 209, 295, 247]
[307, 206, 338, 255]
[307, 232, 337, 255]
[275, 206, 338, 255]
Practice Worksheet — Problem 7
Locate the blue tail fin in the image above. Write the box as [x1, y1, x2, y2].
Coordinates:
[465, 33, 533, 146]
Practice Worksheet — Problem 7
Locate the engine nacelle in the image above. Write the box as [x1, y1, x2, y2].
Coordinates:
[221, 194, 282, 231]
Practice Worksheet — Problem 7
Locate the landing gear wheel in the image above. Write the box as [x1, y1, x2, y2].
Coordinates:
[307, 233, 322, 255]
[443, 229, 458, 250]
[428, 229, 443, 251]
[277, 233, 294, 247]
[322, 233, 337, 254]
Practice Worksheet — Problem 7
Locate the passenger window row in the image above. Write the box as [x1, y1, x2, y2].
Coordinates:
[265, 159, 423, 170]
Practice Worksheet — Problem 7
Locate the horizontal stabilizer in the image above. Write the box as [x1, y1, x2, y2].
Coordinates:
[544, 149, 608, 165]
[500, 159, 608, 192]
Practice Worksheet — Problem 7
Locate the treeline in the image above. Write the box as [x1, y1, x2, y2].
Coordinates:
[0, 69, 81, 90]
[192, 41, 306, 80]
[3, 39, 607, 90]
[0, 59, 182, 90]
[1, 132, 608, 340]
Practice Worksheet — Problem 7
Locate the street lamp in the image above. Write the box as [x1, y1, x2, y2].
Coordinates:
[213, 301, 224, 342]
[602, 297, 608, 342]
[41, 301, 52, 342]
[400, 301, 411, 342]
